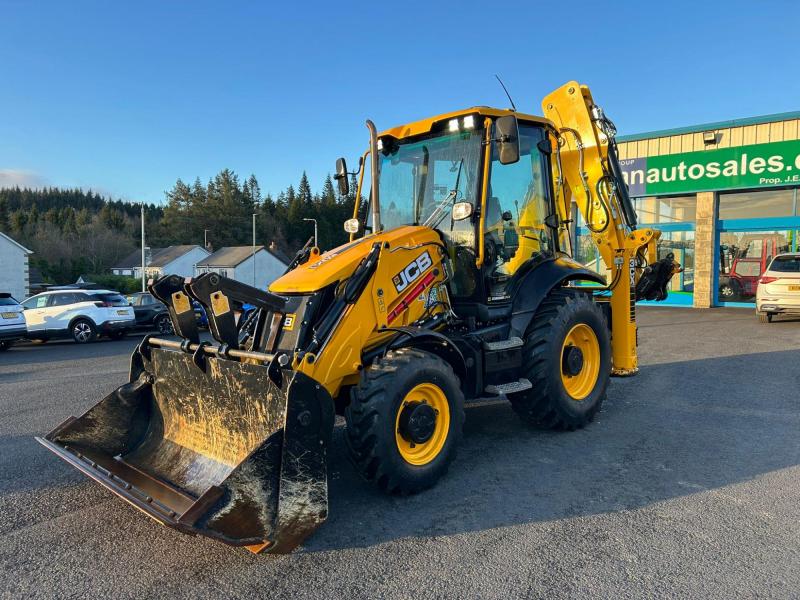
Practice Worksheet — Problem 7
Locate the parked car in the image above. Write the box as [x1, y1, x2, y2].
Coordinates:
[193, 301, 208, 327]
[21, 289, 136, 343]
[126, 292, 174, 335]
[0, 293, 26, 351]
[756, 253, 800, 323]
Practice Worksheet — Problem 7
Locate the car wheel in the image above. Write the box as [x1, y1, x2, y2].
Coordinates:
[71, 319, 97, 343]
[154, 314, 174, 335]
[0, 341, 12, 352]
[719, 283, 736, 300]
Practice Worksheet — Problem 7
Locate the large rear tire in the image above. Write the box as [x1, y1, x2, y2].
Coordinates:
[345, 348, 464, 495]
[509, 288, 611, 430]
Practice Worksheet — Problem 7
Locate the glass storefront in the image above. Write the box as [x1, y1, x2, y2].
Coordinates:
[717, 229, 795, 303]
[574, 195, 696, 305]
[716, 188, 800, 305]
[633, 195, 697, 224]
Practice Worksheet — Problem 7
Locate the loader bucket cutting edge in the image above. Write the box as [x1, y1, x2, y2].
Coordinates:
[35, 346, 334, 554]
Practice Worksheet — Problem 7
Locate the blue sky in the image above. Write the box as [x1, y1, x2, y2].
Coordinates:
[0, 1, 796, 204]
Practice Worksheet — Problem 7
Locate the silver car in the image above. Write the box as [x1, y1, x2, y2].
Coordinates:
[755, 253, 800, 323]
[0, 293, 26, 351]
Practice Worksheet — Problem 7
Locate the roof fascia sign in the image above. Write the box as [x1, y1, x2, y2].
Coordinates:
[619, 139, 800, 196]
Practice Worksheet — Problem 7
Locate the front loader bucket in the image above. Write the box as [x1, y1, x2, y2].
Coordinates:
[36, 342, 334, 554]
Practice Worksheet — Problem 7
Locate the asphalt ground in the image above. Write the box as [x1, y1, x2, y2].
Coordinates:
[1, 307, 799, 599]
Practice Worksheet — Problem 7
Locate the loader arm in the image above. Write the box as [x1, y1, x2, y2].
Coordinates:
[542, 82, 676, 375]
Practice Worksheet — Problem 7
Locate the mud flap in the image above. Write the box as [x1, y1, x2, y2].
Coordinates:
[36, 346, 334, 554]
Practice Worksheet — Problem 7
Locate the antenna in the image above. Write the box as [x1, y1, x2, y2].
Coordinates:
[495, 74, 517, 111]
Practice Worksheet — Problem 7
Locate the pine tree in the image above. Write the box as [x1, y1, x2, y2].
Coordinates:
[0, 198, 8, 231]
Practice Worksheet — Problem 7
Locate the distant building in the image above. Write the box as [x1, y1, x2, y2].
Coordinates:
[195, 244, 289, 288]
[111, 245, 209, 279]
[144, 245, 210, 280]
[0, 231, 33, 300]
[112, 248, 161, 277]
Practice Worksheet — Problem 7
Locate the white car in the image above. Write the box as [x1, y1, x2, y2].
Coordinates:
[21, 289, 136, 343]
[0, 293, 26, 351]
[756, 253, 800, 323]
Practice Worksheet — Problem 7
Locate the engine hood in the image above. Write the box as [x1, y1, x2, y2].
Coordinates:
[270, 226, 440, 294]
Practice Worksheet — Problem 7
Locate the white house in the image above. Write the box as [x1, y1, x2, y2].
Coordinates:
[112, 247, 160, 277]
[195, 244, 289, 288]
[0, 232, 33, 300]
[144, 245, 210, 280]
[112, 245, 210, 279]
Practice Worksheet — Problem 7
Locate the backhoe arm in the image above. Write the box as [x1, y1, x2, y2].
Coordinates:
[542, 82, 677, 375]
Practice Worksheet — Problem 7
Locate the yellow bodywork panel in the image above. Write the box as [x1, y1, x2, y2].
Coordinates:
[543, 82, 661, 375]
[270, 226, 448, 397]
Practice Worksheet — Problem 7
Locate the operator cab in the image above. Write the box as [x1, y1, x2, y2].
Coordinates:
[338, 108, 561, 321]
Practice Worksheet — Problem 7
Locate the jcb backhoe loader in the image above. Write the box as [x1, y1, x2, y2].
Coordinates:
[37, 81, 679, 553]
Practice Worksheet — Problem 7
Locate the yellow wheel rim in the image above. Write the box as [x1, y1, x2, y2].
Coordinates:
[560, 323, 600, 401]
[394, 383, 450, 466]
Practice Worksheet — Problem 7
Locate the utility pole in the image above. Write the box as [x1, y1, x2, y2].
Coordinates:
[252, 213, 257, 287]
[303, 218, 318, 249]
[140, 203, 146, 292]
[204, 229, 210, 250]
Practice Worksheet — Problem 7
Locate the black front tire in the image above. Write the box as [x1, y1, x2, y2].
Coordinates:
[345, 348, 465, 495]
[509, 288, 611, 430]
[71, 319, 97, 343]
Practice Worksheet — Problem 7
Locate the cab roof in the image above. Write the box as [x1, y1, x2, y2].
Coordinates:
[378, 106, 554, 140]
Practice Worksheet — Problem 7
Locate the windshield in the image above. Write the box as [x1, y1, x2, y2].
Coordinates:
[376, 127, 483, 246]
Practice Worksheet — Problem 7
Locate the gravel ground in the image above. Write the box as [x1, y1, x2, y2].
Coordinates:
[1, 307, 799, 599]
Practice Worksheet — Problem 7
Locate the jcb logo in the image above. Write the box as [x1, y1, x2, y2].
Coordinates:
[283, 313, 296, 331]
[392, 251, 433, 293]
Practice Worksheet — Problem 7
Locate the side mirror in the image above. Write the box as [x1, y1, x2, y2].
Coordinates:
[334, 158, 349, 196]
[495, 115, 520, 165]
[452, 202, 473, 221]
[344, 218, 360, 234]
[544, 213, 560, 229]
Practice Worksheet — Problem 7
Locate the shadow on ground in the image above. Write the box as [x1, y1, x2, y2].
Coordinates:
[306, 348, 800, 552]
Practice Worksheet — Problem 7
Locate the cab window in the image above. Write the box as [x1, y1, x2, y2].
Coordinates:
[486, 124, 554, 278]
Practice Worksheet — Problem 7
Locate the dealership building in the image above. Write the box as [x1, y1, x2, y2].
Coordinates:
[576, 110, 800, 308]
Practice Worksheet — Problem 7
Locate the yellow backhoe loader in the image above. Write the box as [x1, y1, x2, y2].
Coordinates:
[37, 81, 679, 553]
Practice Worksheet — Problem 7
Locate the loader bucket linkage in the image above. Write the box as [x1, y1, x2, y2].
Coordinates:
[37, 275, 335, 554]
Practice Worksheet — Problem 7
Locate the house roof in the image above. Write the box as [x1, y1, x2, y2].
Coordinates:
[267, 245, 291, 265]
[0, 231, 32, 254]
[197, 246, 276, 267]
[148, 245, 207, 268]
[112, 247, 165, 270]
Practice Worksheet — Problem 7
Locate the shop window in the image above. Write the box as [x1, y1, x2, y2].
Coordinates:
[718, 230, 792, 303]
[657, 232, 695, 296]
[633, 195, 696, 224]
[718, 188, 797, 220]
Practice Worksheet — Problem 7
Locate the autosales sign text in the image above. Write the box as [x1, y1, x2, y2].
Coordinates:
[619, 139, 800, 196]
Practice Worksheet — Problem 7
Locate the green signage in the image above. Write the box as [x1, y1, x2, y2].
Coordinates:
[619, 139, 800, 196]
